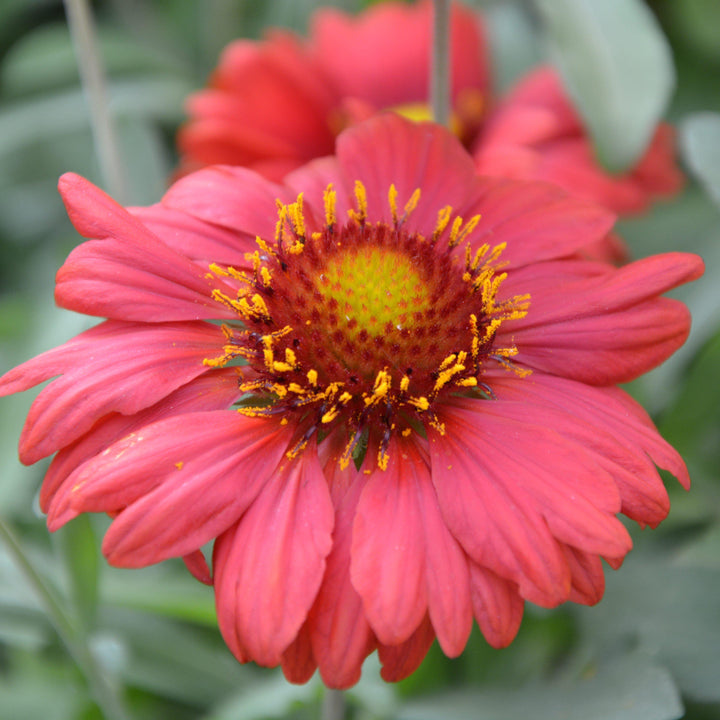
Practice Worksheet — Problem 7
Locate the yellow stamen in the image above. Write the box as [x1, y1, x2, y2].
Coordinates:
[433, 206, 453, 243]
[324, 184, 337, 228]
[349, 180, 368, 224]
[403, 188, 421, 220]
[389, 184, 399, 225]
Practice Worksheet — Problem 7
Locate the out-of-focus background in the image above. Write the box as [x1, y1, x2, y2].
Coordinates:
[0, 1, 719, 718]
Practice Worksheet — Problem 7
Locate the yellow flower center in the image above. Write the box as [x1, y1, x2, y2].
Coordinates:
[205, 181, 530, 468]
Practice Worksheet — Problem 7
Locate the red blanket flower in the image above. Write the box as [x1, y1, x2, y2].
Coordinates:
[0, 115, 702, 687]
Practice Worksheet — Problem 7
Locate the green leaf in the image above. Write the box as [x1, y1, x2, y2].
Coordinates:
[575, 558, 720, 703]
[202, 674, 320, 720]
[681, 112, 720, 208]
[397, 653, 682, 720]
[534, 0, 675, 171]
[54, 515, 100, 633]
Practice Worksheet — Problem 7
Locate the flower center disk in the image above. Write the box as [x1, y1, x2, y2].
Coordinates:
[207, 183, 531, 467]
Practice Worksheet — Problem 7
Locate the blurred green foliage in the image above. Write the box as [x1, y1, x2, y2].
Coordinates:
[0, 1, 719, 718]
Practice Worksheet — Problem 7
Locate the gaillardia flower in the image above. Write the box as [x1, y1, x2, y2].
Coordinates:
[177, 0, 489, 180]
[474, 66, 684, 216]
[0, 115, 702, 687]
[177, 2, 682, 220]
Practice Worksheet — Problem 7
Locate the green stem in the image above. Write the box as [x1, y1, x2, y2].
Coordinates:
[431, 0, 451, 127]
[0, 517, 131, 720]
[64, 0, 129, 203]
[321, 688, 346, 720]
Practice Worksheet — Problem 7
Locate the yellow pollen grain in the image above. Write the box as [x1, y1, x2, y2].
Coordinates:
[349, 180, 368, 224]
[457, 377, 478, 387]
[307, 368, 318, 386]
[321, 408, 340, 424]
[208, 262, 229, 277]
[256, 236, 276, 259]
[175, 461, 184, 470]
[454, 214, 481, 247]
[260, 266, 272, 287]
[433, 206, 453, 243]
[408, 396, 430, 411]
[274, 201, 287, 244]
[288, 383, 306, 394]
[403, 188, 421, 220]
[448, 216, 464, 248]
[402, 428, 412, 437]
[438, 353, 458, 372]
[388, 184, 399, 224]
[400, 375, 410, 393]
[377, 447, 389, 471]
[338, 391, 353, 404]
[284, 348, 297, 366]
[324, 184, 337, 227]
[288, 195, 306, 239]
[272, 361, 294, 373]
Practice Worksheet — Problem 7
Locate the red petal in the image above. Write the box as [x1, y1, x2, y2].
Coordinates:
[44, 368, 243, 528]
[129, 204, 256, 266]
[12, 321, 224, 464]
[281, 622, 317, 685]
[70, 413, 293, 565]
[350, 436, 429, 645]
[182, 550, 212, 585]
[336, 114, 480, 231]
[377, 615, 436, 683]
[492, 372, 687, 524]
[308, 459, 375, 689]
[561, 543, 605, 606]
[162, 165, 293, 237]
[311, 1, 489, 112]
[468, 178, 616, 268]
[213, 443, 334, 666]
[55, 238, 237, 322]
[429, 405, 572, 607]
[468, 563, 524, 648]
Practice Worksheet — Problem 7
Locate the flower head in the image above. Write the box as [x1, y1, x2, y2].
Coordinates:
[177, 2, 682, 222]
[177, 0, 489, 180]
[0, 115, 702, 687]
[473, 66, 685, 215]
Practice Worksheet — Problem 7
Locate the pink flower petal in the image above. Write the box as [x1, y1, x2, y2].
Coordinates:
[468, 563, 524, 648]
[45, 368, 243, 529]
[377, 615, 436, 683]
[55, 239, 237, 322]
[468, 178, 616, 268]
[336, 114, 479, 231]
[129, 204, 256, 266]
[308, 456, 375, 689]
[491, 371, 687, 524]
[430, 404, 573, 607]
[69, 412, 293, 566]
[561, 543, 605, 606]
[439, 398, 633, 560]
[162, 165, 293, 237]
[182, 550, 212, 586]
[350, 436, 430, 645]
[213, 443, 334, 666]
[14, 321, 225, 464]
[281, 622, 317, 685]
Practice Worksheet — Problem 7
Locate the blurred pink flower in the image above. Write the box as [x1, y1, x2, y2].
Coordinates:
[176, 0, 489, 180]
[0, 115, 702, 687]
[177, 1, 683, 225]
[474, 66, 684, 216]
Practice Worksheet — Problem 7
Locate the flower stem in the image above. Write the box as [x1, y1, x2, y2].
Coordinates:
[64, 0, 129, 204]
[321, 688, 346, 720]
[431, 0, 451, 127]
[0, 517, 131, 720]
